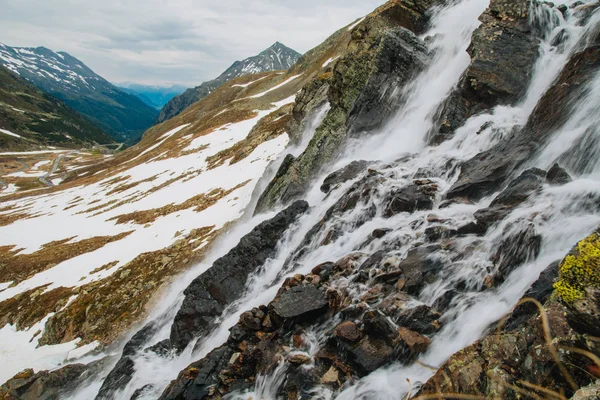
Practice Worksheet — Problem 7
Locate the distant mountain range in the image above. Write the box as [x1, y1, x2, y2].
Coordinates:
[0, 64, 115, 151]
[118, 84, 187, 110]
[158, 42, 301, 123]
[0, 44, 158, 144]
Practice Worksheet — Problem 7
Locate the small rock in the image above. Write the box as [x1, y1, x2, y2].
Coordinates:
[397, 327, 431, 355]
[320, 366, 339, 384]
[287, 353, 311, 365]
[546, 163, 572, 185]
[334, 321, 362, 342]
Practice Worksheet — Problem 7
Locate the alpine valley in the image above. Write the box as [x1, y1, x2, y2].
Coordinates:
[1, 1, 600, 400]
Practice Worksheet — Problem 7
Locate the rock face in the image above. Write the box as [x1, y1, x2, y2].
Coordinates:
[171, 200, 309, 351]
[447, 37, 600, 201]
[158, 277, 335, 400]
[255, 0, 440, 213]
[420, 229, 600, 399]
[159, 42, 301, 123]
[432, 0, 540, 142]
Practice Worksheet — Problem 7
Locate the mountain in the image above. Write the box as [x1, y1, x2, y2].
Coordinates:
[0, 44, 159, 144]
[3, 0, 600, 399]
[158, 41, 301, 122]
[118, 84, 186, 110]
[0, 65, 115, 151]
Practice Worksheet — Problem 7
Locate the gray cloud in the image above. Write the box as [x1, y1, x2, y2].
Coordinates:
[0, 0, 384, 86]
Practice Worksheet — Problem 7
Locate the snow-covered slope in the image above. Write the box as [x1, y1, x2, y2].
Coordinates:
[0, 68, 309, 383]
[158, 42, 301, 123]
[0, 43, 158, 144]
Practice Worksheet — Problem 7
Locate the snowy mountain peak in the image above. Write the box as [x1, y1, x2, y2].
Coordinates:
[0, 44, 158, 143]
[158, 42, 302, 122]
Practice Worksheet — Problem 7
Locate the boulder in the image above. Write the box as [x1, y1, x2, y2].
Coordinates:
[383, 181, 437, 217]
[270, 284, 329, 320]
[320, 160, 370, 194]
[432, 0, 540, 143]
[546, 163, 572, 185]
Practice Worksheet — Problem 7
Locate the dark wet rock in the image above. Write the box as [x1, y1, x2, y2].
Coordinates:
[546, 163, 572, 185]
[383, 182, 437, 217]
[130, 384, 154, 400]
[122, 321, 158, 357]
[362, 310, 399, 341]
[472, 168, 546, 228]
[492, 222, 542, 282]
[347, 28, 430, 135]
[359, 250, 387, 271]
[504, 262, 559, 331]
[432, 0, 540, 143]
[170, 200, 309, 351]
[95, 357, 135, 400]
[371, 228, 392, 239]
[489, 168, 546, 208]
[0, 365, 88, 400]
[396, 305, 443, 335]
[271, 284, 329, 320]
[348, 336, 398, 373]
[447, 142, 532, 201]
[320, 160, 370, 194]
[397, 245, 444, 295]
[425, 226, 458, 242]
[457, 222, 487, 236]
[145, 339, 173, 357]
[448, 20, 600, 199]
[159, 278, 336, 400]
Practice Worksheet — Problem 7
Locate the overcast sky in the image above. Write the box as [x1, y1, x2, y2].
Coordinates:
[1, 0, 384, 87]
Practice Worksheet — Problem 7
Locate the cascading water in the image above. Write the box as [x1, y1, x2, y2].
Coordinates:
[71, 0, 600, 398]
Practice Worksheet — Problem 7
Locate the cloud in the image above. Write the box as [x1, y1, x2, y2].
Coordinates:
[0, 0, 385, 86]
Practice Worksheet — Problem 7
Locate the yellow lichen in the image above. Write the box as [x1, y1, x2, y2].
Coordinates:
[554, 232, 600, 303]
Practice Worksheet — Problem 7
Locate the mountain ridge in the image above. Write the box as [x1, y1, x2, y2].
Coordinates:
[0, 43, 159, 144]
[158, 41, 301, 123]
[0, 64, 115, 151]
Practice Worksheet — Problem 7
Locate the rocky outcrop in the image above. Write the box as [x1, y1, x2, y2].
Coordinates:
[158, 278, 337, 400]
[92, 201, 308, 399]
[447, 36, 600, 201]
[1, 358, 112, 400]
[432, 0, 540, 143]
[255, 0, 441, 213]
[170, 200, 309, 352]
[419, 229, 600, 399]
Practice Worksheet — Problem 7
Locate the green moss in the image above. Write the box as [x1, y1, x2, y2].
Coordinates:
[554, 231, 600, 303]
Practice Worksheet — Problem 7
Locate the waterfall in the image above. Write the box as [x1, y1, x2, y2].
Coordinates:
[70, 0, 600, 398]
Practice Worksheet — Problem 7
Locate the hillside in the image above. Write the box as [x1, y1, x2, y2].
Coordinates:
[158, 42, 301, 123]
[2, 0, 600, 399]
[0, 44, 159, 144]
[0, 65, 115, 151]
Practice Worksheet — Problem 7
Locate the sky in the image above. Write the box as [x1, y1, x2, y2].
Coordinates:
[0, 0, 384, 87]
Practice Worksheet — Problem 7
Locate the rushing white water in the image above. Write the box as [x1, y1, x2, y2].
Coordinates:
[70, 0, 600, 399]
